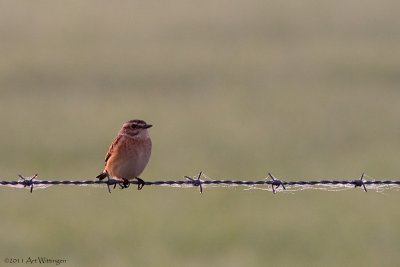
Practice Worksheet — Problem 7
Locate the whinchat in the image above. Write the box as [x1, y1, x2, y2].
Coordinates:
[96, 119, 152, 189]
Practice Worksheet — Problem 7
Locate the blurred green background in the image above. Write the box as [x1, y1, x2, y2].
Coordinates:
[1, 1, 400, 266]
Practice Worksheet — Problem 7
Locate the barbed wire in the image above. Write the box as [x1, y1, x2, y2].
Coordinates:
[1, 172, 400, 193]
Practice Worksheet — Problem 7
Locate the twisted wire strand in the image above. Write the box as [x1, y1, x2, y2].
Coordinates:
[1, 172, 400, 193]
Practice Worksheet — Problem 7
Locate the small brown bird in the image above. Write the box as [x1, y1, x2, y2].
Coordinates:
[96, 119, 152, 190]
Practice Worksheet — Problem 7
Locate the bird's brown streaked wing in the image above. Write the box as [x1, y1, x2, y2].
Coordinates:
[104, 135, 123, 165]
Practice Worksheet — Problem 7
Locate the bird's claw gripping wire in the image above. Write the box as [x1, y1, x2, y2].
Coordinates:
[117, 178, 144, 190]
[185, 171, 203, 194]
[104, 174, 145, 192]
[118, 179, 131, 190]
[268, 173, 286, 194]
[18, 174, 38, 193]
[133, 177, 145, 190]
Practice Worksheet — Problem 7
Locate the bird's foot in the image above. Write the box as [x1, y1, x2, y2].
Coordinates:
[135, 177, 145, 190]
[117, 178, 145, 190]
[118, 179, 131, 189]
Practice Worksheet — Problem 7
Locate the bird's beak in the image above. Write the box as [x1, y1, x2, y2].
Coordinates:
[144, 124, 152, 129]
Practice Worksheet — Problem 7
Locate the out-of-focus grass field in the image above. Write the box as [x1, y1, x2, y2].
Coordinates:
[1, 1, 400, 266]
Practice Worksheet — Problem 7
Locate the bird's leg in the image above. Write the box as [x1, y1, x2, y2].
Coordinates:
[135, 177, 145, 190]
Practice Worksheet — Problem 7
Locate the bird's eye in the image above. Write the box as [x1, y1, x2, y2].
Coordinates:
[131, 124, 137, 129]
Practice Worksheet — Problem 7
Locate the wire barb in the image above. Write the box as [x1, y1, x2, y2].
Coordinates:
[184, 171, 203, 194]
[268, 173, 286, 194]
[353, 173, 367, 192]
[18, 174, 38, 193]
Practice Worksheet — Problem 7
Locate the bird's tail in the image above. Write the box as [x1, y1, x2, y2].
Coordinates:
[96, 172, 108, 180]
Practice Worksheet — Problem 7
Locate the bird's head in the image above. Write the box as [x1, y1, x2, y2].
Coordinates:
[120, 119, 152, 139]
